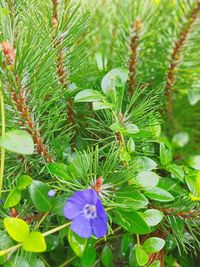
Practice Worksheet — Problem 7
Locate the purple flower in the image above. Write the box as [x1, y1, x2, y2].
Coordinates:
[64, 189, 108, 238]
[48, 190, 56, 197]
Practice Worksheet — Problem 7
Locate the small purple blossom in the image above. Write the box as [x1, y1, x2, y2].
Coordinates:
[48, 189, 56, 197]
[64, 189, 108, 238]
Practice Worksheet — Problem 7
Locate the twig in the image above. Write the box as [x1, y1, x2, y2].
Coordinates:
[165, 2, 200, 120]
[0, 89, 5, 197]
[128, 18, 142, 96]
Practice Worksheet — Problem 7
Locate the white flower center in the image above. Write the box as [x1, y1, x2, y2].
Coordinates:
[83, 204, 97, 219]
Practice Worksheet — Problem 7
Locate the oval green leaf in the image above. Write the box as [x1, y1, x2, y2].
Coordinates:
[135, 245, 149, 266]
[22, 232, 46, 252]
[101, 245, 113, 267]
[29, 180, 53, 212]
[4, 218, 30, 243]
[68, 229, 87, 257]
[16, 175, 33, 190]
[135, 171, 160, 190]
[0, 130, 34, 155]
[144, 187, 175, 202]
[143, 237, 165, 253]
[4, 189, 21, 208]
[143, 209, 164, 226]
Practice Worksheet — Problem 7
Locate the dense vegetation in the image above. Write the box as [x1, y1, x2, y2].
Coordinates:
[0, 0, 200, 266]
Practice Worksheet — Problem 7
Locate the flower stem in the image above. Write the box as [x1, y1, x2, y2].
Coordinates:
[42, 221, 71, 237]
[0, 89, 5, 198]
[136, 234, 140, 246]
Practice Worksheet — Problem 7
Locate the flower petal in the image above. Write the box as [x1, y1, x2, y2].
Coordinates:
[64, 197, 83, 219]
[91, 217, 108, 238]
[74, 189, 99, 205]
[70, 214, 92, 238]
[96, 199, 108, 221]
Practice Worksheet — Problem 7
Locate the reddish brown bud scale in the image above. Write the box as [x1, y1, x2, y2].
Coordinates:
[92, 176, 103, 193]
[2, 41, 16, 64]
[11, 208, 18, 218]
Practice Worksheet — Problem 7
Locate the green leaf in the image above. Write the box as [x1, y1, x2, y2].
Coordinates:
[129, 245, 139, 267]
[114, 209, 150, 234]
[46, 235, 59, 252]
[115, 189, 149, 210]
[3, 256, 30, 267]
[160, 142, 173, 166]
[143, 209, 164, 226]
[166, 163, 184, 182]
[125, 124, 139, 134]
[120, 146, 131, 162]
[29, 180, 53, 212]
[188, 87, 200, 106]
[4, 189, 21, 208]
[127, 138, 135, 153]
[149, 260, 161, 267]
[81, 245, 96, 267]
[172, 132, 189, 147]
[92, 101, 114, 110]
[48, 163, 72, 180]
[16, 175, 33, 190]
[135, 245, 149, 266]
[52, 194, 67, 216]
[101, 245, 113, 267]
[74, 89, 103, 102]
[135, 171, 160, 190]
[68, 153, 90, 179]
[101, 67, 128, 94]
[188, 155, 200, 170]
[22, 232, 46, 252]
[144, 187, 175, 202]
[121, 233, 133, 257]
[136, 156, 157, 171]
[4, 218, 30, 242]
[0, 231, 14, 265]
[0, 130, 34, 155]
[143, 237, 165, 253]
[68, 229, 87, 257]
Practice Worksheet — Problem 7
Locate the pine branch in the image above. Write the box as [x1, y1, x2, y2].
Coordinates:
[2, 41, 53, 163]
[128, 18, 142, 96]
[51, 0, 76, 134]
[165, 1, 200, 121]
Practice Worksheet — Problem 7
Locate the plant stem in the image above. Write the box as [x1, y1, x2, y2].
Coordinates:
[42, 221, 71, 237]
[0, 89, 5, 197]
[136, 234, 140, 246]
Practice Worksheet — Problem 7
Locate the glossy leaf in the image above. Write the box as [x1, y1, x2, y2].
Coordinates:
[81, 245, 96, 267]
[29, 180, 53, 212]
[101, 67, 128, 94]
[4, 218, 30, 242]
[143, 237, 165, 253]
[16, 175, 33, 190]
[120, 146, 131, 162]
[136, 156, 157, 171]
[135, 171, 160, 190]
[68, 229, 87, 257]
[129, 245, 139, 267]
[74, 89, 103, 102]
[114, 209, 150, 234]
[48, 163, 72, 180]
[149, 260, 161, 267]
[121, 233, 133, 257]
[115, 189, 149, 210]
[166, 163, 184, 182]
[145, 187, 175, 202]
[135, 245, 149, 266]
[143, 209, 164, 226]
[22, 232, 46, 252]
[101, 245, 113, 267]
[127, 138, 135, 153]
[93, 101, 114, 110]
[0, 130, 34, 155]
[160, 142, 172, 166]
[4, 189, 21, 208]
[188, 155, 200, 170]
[172, 132, 189, 147]
[3, 256, 30, 267]
[126, 124, 139, 134]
